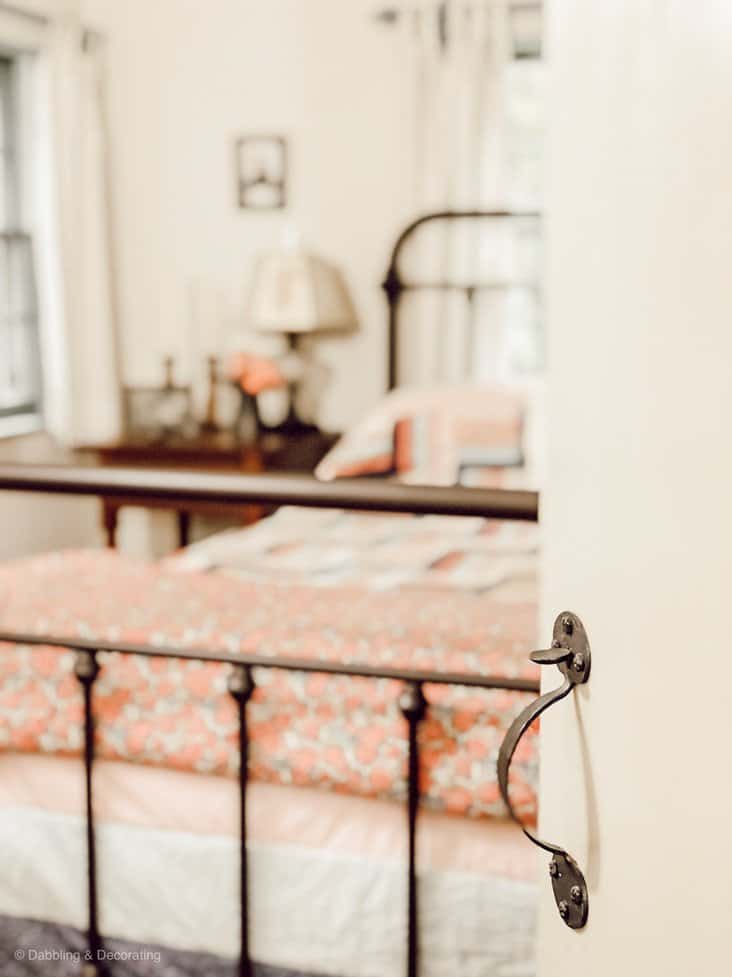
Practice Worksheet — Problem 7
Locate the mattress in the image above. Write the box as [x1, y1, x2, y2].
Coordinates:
[0, 508, 539, 973]
[0, 509, 540, 820]
[0, 753, 537, 977]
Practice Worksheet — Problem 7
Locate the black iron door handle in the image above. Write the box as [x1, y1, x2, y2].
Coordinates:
[497, 611, 591, 929]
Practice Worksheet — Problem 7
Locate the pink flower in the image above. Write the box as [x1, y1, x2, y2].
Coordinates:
[227, 352, 287, 395]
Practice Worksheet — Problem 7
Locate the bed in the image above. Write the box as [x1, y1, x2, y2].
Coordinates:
[0, 211, 543, 977]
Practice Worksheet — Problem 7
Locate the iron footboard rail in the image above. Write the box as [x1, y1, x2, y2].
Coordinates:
[0, 463, 539, 521]
[0, 464, 540, 977]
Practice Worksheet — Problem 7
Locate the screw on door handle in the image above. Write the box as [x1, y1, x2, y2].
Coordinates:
[497, 611, 591, 930]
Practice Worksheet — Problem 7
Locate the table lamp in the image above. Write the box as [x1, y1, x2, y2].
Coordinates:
[247, 250, 358, 432]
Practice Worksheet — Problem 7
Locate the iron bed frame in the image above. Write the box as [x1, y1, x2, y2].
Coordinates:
[0, 210, 542, 977]
[382, 209, 541, 390]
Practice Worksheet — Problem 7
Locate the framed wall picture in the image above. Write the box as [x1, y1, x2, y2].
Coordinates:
[123, 385, 193, 441]
[235, 135, 287, 209]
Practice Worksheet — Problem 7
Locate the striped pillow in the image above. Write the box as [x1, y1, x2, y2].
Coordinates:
[316, 385, 526, 486]
[394, 411, 524, 485]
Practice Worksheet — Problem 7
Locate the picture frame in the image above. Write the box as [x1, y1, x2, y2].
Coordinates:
[235, 134, 288, 209]
[122, 384, 194, 441]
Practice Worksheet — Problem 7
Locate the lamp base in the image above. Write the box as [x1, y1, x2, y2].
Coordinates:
[267, 337, 320, 436]
[261, 403, 320, 437]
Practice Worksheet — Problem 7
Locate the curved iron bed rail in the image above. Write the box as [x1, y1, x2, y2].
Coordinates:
[381, 209, 541, 390]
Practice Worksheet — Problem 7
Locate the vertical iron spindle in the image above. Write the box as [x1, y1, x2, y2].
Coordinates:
[74, 649, 102, 977]
[399, 680, 426, 977]
[465, 285, 477, 379]
[383, 266, 402, 391]
[228, 664, 255, 977]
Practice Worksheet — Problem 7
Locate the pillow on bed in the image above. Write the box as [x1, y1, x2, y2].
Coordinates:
[316, 384, 532, 487]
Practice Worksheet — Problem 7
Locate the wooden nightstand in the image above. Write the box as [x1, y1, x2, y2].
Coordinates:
[78, 428, 338, 549]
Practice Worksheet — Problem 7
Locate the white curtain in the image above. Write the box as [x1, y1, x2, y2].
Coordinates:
[4, 5, 121, 442]
[45, 15, 121, 442]
[413, 0, 509, 211]
[398, 0, 543, 387]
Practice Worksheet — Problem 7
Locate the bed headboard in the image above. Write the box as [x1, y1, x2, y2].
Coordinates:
[381, 210, 541, 391]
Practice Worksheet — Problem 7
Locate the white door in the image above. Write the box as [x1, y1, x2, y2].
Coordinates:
[538, 1, 732, 973]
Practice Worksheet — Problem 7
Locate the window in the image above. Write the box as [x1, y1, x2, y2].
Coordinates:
[0, 53, 42, 435]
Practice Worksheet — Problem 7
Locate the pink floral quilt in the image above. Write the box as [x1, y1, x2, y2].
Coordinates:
[0, 513, 539, 822]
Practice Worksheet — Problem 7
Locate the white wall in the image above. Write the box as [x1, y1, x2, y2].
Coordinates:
[80, 0, 415, 431]
[540, 1, 732, 973]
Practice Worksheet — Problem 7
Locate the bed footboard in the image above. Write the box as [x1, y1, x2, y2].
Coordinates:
[0, 464, 539, 977]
